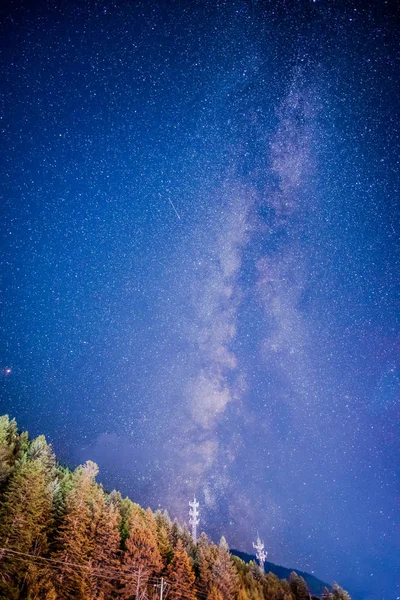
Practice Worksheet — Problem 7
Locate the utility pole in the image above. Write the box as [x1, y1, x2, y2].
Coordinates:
[189, 496, 200, 543]
[253, 533, 267, 572]
[159, 577, 168, 600]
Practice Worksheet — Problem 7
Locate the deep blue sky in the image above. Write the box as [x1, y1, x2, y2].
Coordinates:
[1, 1, 399, 598]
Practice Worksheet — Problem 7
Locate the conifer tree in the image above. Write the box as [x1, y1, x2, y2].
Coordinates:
[181, 522, 197, 556]
[53, 462, 121, 600]
[119, 496, 134, 551]
[322, 583, 351, 600]
[154, 509, 172, 532]
[207, 586, 224, 600]
[156, 524, 174, 569]
[249, 560, 263, 582]
[50, 465, 73, 542]
[0, 415, 18, 486]
[166, 539, 196, 600]
[289, 572, 309, 600]
[53, 461, 100, 600]
[0, 416, 355, 600]
[0, 415, 28, 493]
[120, 509, 162, 600]
[195, 533, 217, 598]
[170, 519, 182, 548]
[212, 537, 238, 600]
[87, 490, 122, 599]
[231, 556, 265, 600]
[144, 507, 158, 534]
[237, 588, 251, 600]
[0, 435, 55, 598]
[262, 572, 293, 600]
[334, 583, 351, 600]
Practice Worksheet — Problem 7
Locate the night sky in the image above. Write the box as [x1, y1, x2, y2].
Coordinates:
[1, 1, 399, 598]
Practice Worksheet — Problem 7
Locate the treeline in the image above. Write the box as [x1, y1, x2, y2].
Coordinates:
[0, 416, 351, 600]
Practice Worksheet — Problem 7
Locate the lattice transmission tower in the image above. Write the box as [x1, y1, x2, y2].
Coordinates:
[253, 533, 267, 572]
[189, 496, 200, 543]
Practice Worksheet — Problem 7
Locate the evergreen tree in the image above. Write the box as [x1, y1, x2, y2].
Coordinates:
[120, 509, 162, 600]
[87, 490, 121, 599]
[169, 518, 196, 556]
[53, 461, 100, 600]
[154, 509, 172, 532]
[212, 538, 238, 600]
[119, 496, 135, 551]
[238, 588, 251, 600]
[50, 465, 73, 545]
[0, 415, 18, 486]
[289, 572, 309, 600]
[231, 556, 266, 600]
[195, 534, 217, 598]
[322, 588, 332, 600]
[0, 416, 354, 600]
[0, 416, 28, 493]
[0, 436, 55, 598]
[249, 560, 263, 583]
[157, 524, 174, 569]
[322, 583, 351, 600]
[207, 587, 224, 600]
[333, 583, 351, 600]
[281, 578, 294, 600]
[262, 572, 294, 600]
[53, 467, 121, 600]
[166, 539, 196, 600]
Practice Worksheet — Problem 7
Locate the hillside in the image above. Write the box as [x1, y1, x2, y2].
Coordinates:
[0, 414, 351, 600]
[231, 550, 329, 596]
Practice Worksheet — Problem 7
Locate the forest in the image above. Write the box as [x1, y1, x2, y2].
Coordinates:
[0, 415, 351, 600]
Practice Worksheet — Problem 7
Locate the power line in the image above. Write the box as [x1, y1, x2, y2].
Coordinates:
[0, 548, 138, 581]
[0, 547, 212, 600]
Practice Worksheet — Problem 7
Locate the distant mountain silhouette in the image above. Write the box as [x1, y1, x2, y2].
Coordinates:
[231, 549, 329, 596]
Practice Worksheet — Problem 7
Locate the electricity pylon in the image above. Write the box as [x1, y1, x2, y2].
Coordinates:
[189, 496, 199, 543]
[253, 533, 267, 572]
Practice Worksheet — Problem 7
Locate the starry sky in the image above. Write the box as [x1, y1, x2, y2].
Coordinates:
[1, 1, 399, 598]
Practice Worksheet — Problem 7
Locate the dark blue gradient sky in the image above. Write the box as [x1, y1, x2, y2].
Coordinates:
[1, 1, 399, 598]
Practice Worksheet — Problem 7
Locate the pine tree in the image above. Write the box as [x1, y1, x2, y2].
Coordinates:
[53, 461, 100, 600]
[195, 533, 217, 598]
[154, 509, 172, 532]
[0, 416, 28, 494]
[249, 560, 263, 582]
[50, 465, 73, 543]
[119, 496, 134, 551]
[328, 583, 351, 600]
[237, 588, 251, 600]
[212, 537, 238, 600]
[87, 490, 121, 599]
[52, 461, 122, 600]
[289, 572, 309, 600]
[0, 416, 355, 600]
[166, 539, 196, 600]
[207, 586, 224, 600]
[156, 524, 174, 569]
[0, 436, 55, 598]
[120, 509, 162, 600]
[262, 572, 293, 600]
[0, 415, 18, 486]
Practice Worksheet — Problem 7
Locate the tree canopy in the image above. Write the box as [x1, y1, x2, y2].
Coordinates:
[0, 415, 352, 600]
